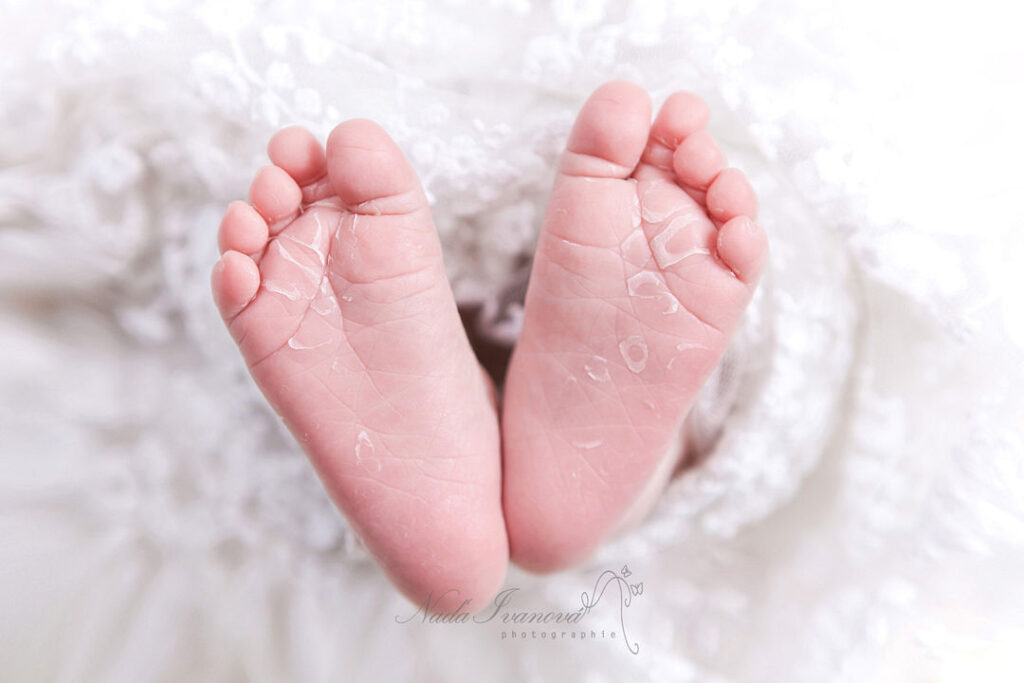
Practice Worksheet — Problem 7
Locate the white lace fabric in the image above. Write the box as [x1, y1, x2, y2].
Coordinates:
[2, 1, 1022, 681]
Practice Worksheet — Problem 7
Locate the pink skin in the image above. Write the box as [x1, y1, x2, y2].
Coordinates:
[211, 122, 507, 612]
[212, 83, 767, 600]
[502, 82, 768, 572]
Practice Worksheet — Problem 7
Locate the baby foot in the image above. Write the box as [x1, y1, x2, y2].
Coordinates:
[503, 82, 768, 572]
[212, 122, 507, 610]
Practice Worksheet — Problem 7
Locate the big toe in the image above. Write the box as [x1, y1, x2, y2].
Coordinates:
[323, 121, 442, 287]
[326, 119, 427, 216]
[211, 250, 260, 322]
[560, 81, 653, 179]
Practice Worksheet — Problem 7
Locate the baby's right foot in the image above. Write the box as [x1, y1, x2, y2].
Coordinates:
[212, 122, 507, 611]
[503, 82, 768, 572]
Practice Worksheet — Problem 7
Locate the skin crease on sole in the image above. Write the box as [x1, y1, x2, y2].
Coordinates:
[212, 122, 508, 614]
[501, 81, 769, 573]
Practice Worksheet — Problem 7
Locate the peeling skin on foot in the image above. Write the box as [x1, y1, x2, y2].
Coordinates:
[310, 277, 339, 316]
[275, 238, 323, 280]
[618, 335, 648, 373]
[650, 215, 711, 269]
[666, 341, 710, 370]
[287, 325, 333, 350]
[630, 193, 642, 229]
[311, 298, 337, 316]
[355, 199, 384, 216]
[626, 270, 680, 314]
[263, 279, 304, 301]
[584, 355, 611, 382]
[639, 184, 684, 224]
[355, 429, 381, 472]
[309, 211, 330, 263]
[348, 214, 359, 234]
[639, 183, 713, 269]
[619, 230, 650, 267]
[264, 238, 323, 302]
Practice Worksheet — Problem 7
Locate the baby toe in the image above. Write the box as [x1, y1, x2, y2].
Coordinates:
[706, 168, 758, 223]
[717, 215, 769, 284]
[268, 126, 327, 187]
[211, 250, 261, 321]
[249, 165, 303, 229]
[218, 200, 269, 255]
[642, 91, 710, 170]
[672, 129, 726, 191]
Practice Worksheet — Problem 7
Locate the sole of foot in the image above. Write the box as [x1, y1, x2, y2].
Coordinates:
[212, 121, 508, 611]
[502, 81, 768, 572]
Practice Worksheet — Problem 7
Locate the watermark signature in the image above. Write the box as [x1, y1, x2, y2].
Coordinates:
[396, 565, 644, 654]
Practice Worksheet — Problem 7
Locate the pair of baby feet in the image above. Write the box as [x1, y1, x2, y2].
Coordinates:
[211, 82, 767, 612]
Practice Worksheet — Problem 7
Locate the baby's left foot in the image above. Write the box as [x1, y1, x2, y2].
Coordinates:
[503, 82, 768, 572]
[211, 122, 507, 610]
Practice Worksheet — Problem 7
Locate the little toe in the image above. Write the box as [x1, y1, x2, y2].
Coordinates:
[249, 165, 303, 229]
[706, 168, 758, 223]
[211, 250, 260, 321]
[326, 119, 427, 215]
[267, 126, 327, 186]
[672, 129, 726, 191]
[641, 91, 710, 171]
[218, 200, 269, 255]
[717, 215, 769, 284]
[559, 80, 653, 179]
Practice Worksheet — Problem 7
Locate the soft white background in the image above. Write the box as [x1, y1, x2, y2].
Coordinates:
[2, 1, 1022, 681]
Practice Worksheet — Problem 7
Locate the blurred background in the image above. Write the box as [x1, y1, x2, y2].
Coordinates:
[2, 1, 1022, 681]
